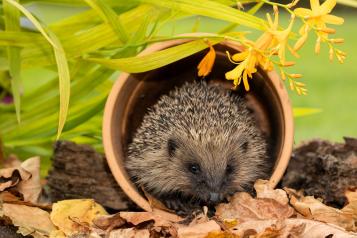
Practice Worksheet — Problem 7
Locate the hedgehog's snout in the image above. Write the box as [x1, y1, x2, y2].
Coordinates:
[209, 192, 221, 202]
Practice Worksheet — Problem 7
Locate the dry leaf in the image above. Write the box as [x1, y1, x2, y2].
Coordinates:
[143, 188, 172, 212]
[289, 193, 356, 231]
[1, 203, 55, 238]
[230, 218, 356, 238]
[120, 209, 182, 227]
[177, 220, 221, 238]
[93, 213, 126, 231]
[215, 192, 295, 223]
[205, 230, 239, 238]
[0, 157, 41, 203]
[255, 179, 289, 205]
[50, 199, 108, 237]
[108, 228, 150, 238]
[0, 191, 51, 210]
[17, 157, 41, 203]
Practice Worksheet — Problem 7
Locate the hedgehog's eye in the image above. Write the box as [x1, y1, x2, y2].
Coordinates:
[241, 141, 249, 152]
[226, 164, 234, 174]
[167, 139, 178, 157]
[188, 163, 201, 175]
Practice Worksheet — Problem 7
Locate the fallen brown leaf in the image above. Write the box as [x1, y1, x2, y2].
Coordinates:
[120, 209, 182, 227]
[0, 157, 41, 203]
[255, 179, 289, 205]
[0, 191, 51, 210]
[288, 191, 356, 232]
[215, 192, 295, 223]
[177, 220, 221, 238]
[0, 203, 55, 238]
[108, 228, 150, 238]
[230, 218, 356, 238]
[50, 199, 108, 237]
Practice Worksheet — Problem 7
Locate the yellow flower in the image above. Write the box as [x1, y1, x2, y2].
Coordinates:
[225, 7, 295, 91]
[294, 0, 344, 26]
[267, 7, 296, 64]
[197, 41, 216, 77]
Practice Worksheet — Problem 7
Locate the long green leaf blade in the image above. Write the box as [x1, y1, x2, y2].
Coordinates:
[5, 0, 71, 138]
[293, 107, 322, 117]
[84, 0, 129, 42]
[3, 0, 22, 122]
[87, 39, 221, 72]
[139, 0, 266, 31]
[50, 32, 71, 139]
[4, 0, 57, 49]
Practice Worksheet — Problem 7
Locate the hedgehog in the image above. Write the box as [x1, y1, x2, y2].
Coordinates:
[125, 81, 270, 214]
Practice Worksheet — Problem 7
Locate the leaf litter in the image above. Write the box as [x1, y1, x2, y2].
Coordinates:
[0, 158, 356, 238]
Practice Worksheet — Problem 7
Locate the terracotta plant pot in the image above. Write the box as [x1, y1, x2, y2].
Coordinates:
[103, 38, 294, 212]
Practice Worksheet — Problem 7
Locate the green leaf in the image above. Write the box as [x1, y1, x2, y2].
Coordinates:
[293, 107, 322, 117]
[4, 0, 57, 49]
[3, 0, 22, 122]
[49, 31, 71, 139]
[87, 39, 221, 72]
[139, 0, 266, 31]
[218, 1, 264, 34]
[337, 0, 357, 7]
[84, 0, 129, 42]
[5, 0, 71, 138]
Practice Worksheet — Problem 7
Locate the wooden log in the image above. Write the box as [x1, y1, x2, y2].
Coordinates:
[47, 141, 135, 211]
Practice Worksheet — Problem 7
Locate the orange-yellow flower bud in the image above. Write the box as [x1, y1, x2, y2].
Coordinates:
[329, 47, 334, 62]
[289, 73, 303, 78]
[330, 38, 344, 44]
[294, 33, 308, 51]
[315, 37, 321, 54]
[197, 42, 216, 77]
[318, 27, 336, 34]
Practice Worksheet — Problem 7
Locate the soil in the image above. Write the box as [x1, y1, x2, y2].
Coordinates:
[282, 137, 357, 208]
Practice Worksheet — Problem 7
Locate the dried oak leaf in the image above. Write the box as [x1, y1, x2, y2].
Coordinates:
[230, 218, 356, 238]
[215, 192, 295, 223]
[50, 199, 107, 237]
[120, 209, 182, 227]
[0, 157, 41, 203]
[288, 189, 356, 232]
[176, 220, 221, 238]
[0, 203, 55, 238]
[93, 213, 126, 231]
[254, 179, 289, 205]
[107, 228, 150, 238]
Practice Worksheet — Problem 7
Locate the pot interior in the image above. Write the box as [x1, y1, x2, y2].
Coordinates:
[117, 43, 284, 172]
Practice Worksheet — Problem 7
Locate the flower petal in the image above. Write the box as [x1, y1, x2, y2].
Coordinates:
[197, 44, 216, 77]
[242, 71, 250, 91]
[319, 0, 336, 15]
[322, 14, 344, 25]
[294, 8, 312, 18]
[310, 0, 320, 11]
[232, 51, 249, 62]
[225, 63, 245, 81]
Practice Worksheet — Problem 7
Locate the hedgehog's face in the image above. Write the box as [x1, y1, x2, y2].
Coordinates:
[165, 132, 266, 205]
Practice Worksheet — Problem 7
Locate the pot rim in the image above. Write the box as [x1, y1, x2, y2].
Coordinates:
[103, 37, 294, 212]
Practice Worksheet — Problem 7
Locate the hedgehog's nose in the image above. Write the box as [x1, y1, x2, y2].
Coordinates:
[209, 192, 220, 202]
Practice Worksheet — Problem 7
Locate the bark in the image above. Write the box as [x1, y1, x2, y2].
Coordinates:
[46, 141, 135, 211]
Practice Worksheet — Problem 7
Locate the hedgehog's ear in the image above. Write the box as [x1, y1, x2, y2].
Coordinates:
[167, 138, 178, 157]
